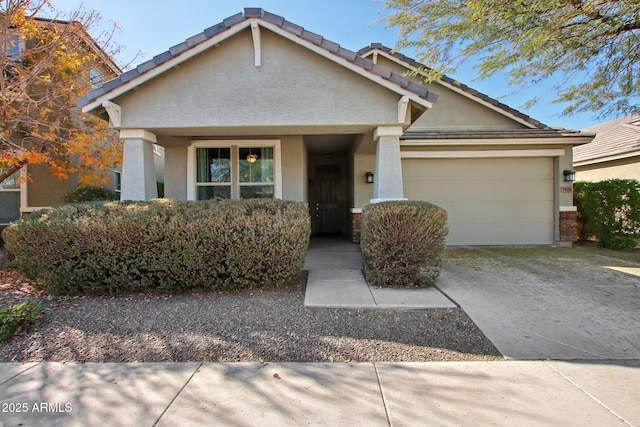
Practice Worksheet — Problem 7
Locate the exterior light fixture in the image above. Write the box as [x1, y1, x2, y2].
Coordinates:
[563, 170, 576, 182]
[246, 153, 259, 163]
[365, 171, 374, 184]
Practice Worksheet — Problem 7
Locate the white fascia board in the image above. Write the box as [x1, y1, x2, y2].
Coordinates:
[401, 136, 593, 146]
[574, 150, 640, 167]
[363, 48, 540, 129]
[401, 149, 565, 158]
[256, 21, 434, 111]
[82, 20, 254, 114]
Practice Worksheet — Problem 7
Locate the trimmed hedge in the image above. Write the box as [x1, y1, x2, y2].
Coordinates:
[574, 179, 640, 249]
[360, 200, 448, 288]
[2, 199, 310, 295]
[63, 185, 115, 203]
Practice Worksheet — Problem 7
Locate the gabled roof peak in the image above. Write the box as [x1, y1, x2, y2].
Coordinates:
[78, 9, 437, 110]
[360, 43, 550, 130]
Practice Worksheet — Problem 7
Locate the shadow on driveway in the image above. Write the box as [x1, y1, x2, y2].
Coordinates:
[438, 246, 640, 360]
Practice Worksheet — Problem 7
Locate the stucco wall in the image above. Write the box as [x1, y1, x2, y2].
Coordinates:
[115, 29, 400, 131]
[575, 157, 640, 182]
[164, 146, 188, 200]
[353, 153, 375, 208]
[27, 164, 75, 207]
[373, 56, 527, 130]
[281, 136, 306, 202]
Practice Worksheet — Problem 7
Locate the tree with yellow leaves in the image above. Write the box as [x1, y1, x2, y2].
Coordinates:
[0, 0, 123, 186]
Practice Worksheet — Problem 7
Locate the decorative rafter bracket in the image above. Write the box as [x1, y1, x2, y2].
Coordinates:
[398, 96, 410, 124]
[251, 21, 261, 67]
[102, 100, 122, 127]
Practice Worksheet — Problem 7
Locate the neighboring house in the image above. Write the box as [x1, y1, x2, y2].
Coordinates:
[573, 113, 640, 182]
[78, 8, 594, 246]
[0, 17, 122, 226]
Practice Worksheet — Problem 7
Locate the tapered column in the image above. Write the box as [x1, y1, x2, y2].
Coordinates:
[370, 126, 407, 204]
[120, 129, 158, 201]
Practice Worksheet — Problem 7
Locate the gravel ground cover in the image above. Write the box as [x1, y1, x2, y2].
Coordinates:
[0, 270, 501, 362]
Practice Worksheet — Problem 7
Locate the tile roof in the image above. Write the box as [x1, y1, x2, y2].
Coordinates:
[357, 44, 551, 130]
[77, 8, 437, 108]
[403, 129, 591, 140]
[574, 113, 640, 162]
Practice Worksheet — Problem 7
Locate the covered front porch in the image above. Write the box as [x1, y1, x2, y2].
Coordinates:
[116, 125, 412, 240]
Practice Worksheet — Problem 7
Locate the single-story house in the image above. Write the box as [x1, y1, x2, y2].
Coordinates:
[574, 113, 640, 182]
[77, 8, 593, 246]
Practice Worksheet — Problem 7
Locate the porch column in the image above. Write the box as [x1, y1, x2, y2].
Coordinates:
[370, 125, 407, 204]
[120, 129, 158, 201]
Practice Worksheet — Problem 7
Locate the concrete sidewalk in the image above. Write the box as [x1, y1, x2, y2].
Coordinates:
[0, 360, 638, 426]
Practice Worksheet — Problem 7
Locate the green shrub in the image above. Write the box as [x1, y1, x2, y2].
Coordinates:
[360, 200, 448, 288]
[0, 301, 43, 343]
[573, 181, 592, 241]
[2, 199, 310, 295]
[63, 185, 115, 203]
[573, 179, 640, 249]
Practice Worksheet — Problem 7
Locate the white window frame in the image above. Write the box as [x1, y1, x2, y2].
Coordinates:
[187, 140, 282, 201]
[114, 171, 122, 197]
[0, 170, 21, 225]
[5, 35, 25, 59]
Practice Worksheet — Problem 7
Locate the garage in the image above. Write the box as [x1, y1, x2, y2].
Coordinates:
[402, 157, 555, 245]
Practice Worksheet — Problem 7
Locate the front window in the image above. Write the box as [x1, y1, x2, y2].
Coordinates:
[89, 67, 104, 89]
[238, 147, 274, 199]
[114, 171, 122, 199]
[0, 171, 20, 189]
[0, 171, 20, 224]
[189, 140, 281, 200]
[196, 147, 231, 200]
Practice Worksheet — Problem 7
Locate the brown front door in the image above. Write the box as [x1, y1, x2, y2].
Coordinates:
[315, 165, 341, 234]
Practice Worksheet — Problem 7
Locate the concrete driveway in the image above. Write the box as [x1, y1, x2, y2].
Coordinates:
[438, 246, 640, 360]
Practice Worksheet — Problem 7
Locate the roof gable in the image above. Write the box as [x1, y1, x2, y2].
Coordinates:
[111, 27, 413, 132]
[78, 8, 436, 113]
[358, 44, 549, 130]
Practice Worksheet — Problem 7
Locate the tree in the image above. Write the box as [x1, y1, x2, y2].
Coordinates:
[0, 0, 123, 186]
[382, 0, 640, 118]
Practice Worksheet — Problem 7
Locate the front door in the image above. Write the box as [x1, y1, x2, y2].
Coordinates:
[315, 165, 341, 234]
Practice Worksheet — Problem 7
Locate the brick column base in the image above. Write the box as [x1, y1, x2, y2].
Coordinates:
[560, 210, 578, 243]
[351, 212, 361, 243]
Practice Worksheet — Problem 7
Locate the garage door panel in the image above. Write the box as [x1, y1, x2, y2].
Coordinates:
[440, 201, 554, 223]
[404, 179, 553, 202]
[449, 222, 554, 245]
[402, 158, 554, 245]
[403, 157, 553, 179]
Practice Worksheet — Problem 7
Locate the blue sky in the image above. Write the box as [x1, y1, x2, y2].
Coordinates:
[50, 0, 601, 130]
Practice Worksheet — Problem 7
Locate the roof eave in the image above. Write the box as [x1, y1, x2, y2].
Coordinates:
[574, 149, 640, 166]
[360, 45, 552, 130]
[81, 10, 437, 116]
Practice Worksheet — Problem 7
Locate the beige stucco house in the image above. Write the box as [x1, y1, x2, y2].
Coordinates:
[0, 17, 122, 226]
[78, 8, 593, 246]
[574, 113, 640, 182]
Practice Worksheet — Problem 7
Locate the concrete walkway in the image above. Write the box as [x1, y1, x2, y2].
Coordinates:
[1, 360, 638, 426]
[303, 237, 455, 309]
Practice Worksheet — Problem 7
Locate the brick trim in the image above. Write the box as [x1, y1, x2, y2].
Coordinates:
[560, 210, 578, 242]
[351, 212, 361, 243]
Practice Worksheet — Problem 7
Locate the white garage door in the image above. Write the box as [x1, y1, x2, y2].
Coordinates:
[403, 157, 554, 245]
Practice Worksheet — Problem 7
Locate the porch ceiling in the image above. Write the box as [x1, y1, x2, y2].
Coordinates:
[305, 135, 357, 155]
